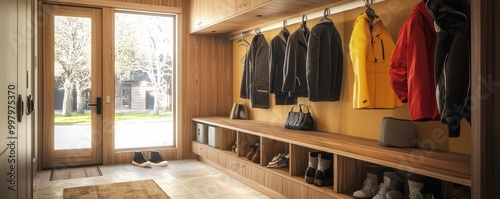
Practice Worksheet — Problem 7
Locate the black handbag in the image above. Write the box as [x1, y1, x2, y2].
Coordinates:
[284, 104, 314, 131]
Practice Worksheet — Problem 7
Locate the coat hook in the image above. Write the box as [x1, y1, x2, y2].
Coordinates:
[302, 14, 308, 24]
[323, 8, 330, 18]
[283, 20, 288, 28]
[255, 28, 261, 35]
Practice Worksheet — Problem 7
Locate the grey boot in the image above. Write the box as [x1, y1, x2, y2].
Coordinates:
[372, 172, 404, 199]
[353, 165, 391, 198]
[406, 174, 440, 199]
[304, 152, 319, 184]
[313, 152, 333, 187]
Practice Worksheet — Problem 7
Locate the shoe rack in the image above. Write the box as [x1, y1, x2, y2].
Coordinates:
[192, 117, 471, 199]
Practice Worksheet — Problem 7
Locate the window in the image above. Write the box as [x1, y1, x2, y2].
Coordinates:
[114, 12, 176, 150]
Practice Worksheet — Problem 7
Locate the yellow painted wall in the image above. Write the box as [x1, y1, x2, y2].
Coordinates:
[232, 0, 471, 154]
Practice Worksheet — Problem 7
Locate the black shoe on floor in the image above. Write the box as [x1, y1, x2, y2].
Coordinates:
[132, 151, 151, 167]
[149, 151, 169, 167]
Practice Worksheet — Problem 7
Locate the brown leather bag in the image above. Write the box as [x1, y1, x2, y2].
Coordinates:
[229, 103, 248, 120]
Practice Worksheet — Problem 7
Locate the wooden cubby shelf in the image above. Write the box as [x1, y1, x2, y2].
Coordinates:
[192, 117, 471, 198]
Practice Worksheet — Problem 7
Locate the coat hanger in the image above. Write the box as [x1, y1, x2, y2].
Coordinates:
[319, 8, 332, 23]
[237, 32, 250, 47]
[239, 32, 249, 64]
[365, 0, 379, 20]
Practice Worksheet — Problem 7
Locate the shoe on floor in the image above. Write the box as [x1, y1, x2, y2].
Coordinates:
[132, 151, 151, 167]
[149, 151, 168, 167]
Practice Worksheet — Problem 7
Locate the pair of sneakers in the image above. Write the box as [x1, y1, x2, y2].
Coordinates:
[267, 153, 289, 168]
[132, 151, 168, 167]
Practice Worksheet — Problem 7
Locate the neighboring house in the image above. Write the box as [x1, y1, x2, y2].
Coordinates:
[115, 80, 156, 111]
[54, 79, 156, 111]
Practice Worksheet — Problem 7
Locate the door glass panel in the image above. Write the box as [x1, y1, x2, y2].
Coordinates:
[114, 12, 175, 150]
[53, 16, 92, 150]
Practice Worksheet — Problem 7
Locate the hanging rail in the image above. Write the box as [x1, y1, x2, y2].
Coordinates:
[223, 0, 385, 41]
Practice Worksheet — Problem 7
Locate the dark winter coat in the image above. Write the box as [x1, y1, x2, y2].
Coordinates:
[306, 20, 343, 102]
[427, 0, 471, 137]
[240, 34, 270, 109]
[269, 28, 298, 105]
[282, 23, 310, 98]
[390, 1, 439, 121]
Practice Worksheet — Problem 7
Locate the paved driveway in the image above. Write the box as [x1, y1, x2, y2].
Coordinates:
[55, 120, 174, 150]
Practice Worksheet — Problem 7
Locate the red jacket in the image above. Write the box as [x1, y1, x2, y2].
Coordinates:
[390, 1, 439, 121]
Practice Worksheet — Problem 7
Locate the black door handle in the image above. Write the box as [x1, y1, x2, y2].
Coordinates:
[87, 97, 102, 115]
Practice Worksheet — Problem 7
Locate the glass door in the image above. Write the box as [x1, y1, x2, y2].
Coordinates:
[42, 5, 102, 168]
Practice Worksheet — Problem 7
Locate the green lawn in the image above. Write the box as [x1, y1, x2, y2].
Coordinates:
[55, 111, 172, 125]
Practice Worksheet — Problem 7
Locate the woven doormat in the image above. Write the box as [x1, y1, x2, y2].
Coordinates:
[63, 179, 170, 199]
[50, 166, 102, 181]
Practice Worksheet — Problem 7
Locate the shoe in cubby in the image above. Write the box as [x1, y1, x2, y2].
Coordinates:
[353, 165, 392, 198]
[304, 151, 319, 184]
[267, 153, 289, 168]
[313, 152, 333, 187]
[406, 173, 441, 199]
[246, 143, 259, 160]
[251, 146, 261, 163]
[373, 172, 405, 199]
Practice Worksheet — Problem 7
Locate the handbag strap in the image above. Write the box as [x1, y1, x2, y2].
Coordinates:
[299, 104, 310, 113]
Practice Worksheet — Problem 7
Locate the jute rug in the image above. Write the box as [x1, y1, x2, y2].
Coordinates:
[51, 166, 102, 181]
[63, 179, 170, 199]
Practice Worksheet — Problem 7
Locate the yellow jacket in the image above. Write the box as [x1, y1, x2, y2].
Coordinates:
[349, 13, 402, 109]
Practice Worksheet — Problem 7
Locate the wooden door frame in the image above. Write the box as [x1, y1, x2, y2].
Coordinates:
[471, 0, 500, 198]
[40, 4, 102, 168]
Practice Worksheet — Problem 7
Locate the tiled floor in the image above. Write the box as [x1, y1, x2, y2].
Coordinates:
[34, 159, 269, 199]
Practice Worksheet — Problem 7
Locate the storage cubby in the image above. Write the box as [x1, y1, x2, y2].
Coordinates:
[192, 117, 471, 199]
[337, 155, 471, 199]
[237, 131, 260, 163]
[261, 137, 290, 175]
[289, 144, 335, 192]
[219, 129, 237, 154]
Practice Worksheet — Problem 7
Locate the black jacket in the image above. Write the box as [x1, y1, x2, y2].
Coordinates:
[269, 28, 298, 105]
[427, 0, 471, 137]
[306, 20, 343, 102]
[282, 23, 310, 98]
[240, 34, 270, 109]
